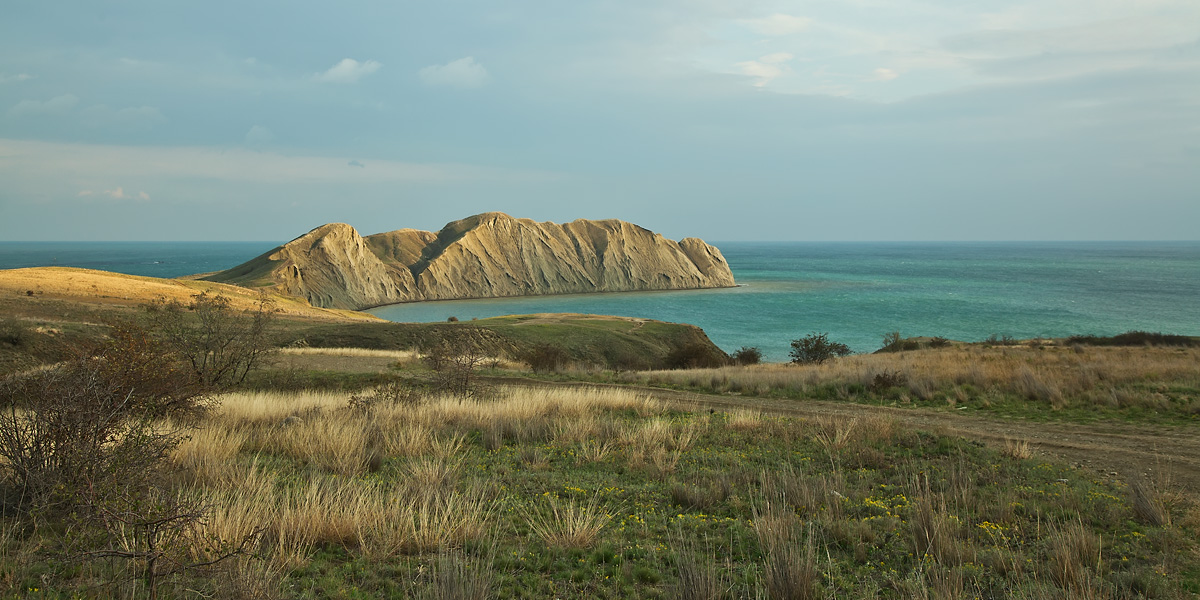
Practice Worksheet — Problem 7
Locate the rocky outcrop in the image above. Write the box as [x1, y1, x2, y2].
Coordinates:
[204, 212, 735, 310]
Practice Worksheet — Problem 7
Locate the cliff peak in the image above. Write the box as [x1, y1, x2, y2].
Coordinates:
[204, 214, 735, 310]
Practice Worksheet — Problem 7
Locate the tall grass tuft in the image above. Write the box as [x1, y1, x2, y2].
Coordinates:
[527, 492, 613, 549]
[671, 531, 732, 600]
[752, 497, 819, 600]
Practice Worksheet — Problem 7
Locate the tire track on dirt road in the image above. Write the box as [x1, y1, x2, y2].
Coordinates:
[489, 376, 1200, 495]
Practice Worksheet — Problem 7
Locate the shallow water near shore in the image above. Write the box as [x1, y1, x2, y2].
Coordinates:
[3, 240, 1197, 361]
[367, 242, 1200, 359]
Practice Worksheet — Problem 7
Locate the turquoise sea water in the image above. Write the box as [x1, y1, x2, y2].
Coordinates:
[2, 241, 1197, 361]
[368, 242, 1200, 359]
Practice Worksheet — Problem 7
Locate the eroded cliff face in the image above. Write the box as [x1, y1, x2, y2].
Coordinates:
[205, 212, 735, 310]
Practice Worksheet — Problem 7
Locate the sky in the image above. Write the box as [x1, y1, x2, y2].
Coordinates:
[1, 0, 1197, 242]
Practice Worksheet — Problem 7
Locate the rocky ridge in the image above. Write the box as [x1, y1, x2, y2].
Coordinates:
[204, 212, 736, 310]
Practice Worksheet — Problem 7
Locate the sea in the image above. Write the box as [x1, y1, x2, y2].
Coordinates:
[2, 241, 1197, 361]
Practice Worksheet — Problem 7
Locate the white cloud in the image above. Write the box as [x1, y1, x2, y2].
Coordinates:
[760, 53, 795, 65]
[872, 68, 899, 81]
[4, 138, 559, 187]
[419, 57, 490, 88]
[315, 58, 382, 84]
[736, 53, 794, 87]
[244, 125, 275, 144]
[76, 187, 151, 201]
[739, 14, 813, 37]
[0, 73, 34, 84]
[7, 94, 79, 117]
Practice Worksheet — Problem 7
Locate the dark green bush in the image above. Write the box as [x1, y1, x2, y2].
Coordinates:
[789, 333, 852, 365]
[731, 346, 763, 366]
[1066, 331, 1198, 347]
[665, 343, 729, 370]
[524, 344, 571, 373]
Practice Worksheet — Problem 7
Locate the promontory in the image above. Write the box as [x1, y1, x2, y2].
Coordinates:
[202, 212, 736, 310]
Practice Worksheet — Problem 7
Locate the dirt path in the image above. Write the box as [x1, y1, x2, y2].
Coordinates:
[271, 354, 1200, 494]
[486, 376, 1200, 495]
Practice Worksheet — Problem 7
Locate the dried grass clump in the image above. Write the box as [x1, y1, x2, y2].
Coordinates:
[1047, 519, 1102, 592]
[752, 499, 819, 600]
[527, 492, 613, 549]
[909, 478, 966, 567]
[671, 531, 732, 600]
[1001, 438, 1033, 460]
[727, 408, 764, 431]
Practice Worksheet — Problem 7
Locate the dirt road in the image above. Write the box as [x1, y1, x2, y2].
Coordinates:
[271, 353, 1200, 494]
[491, 376, 1200, 495]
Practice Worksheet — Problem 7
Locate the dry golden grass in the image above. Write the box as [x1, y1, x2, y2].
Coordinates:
[638, 345, 1200, 414]
[0, 266, 375, 321]
[1002, 438, 1034, 460]
[726, 408, 765, 431]
[170, 385, 656, 570]
[279, 347, 420, 359]
[527, 492, 613, 549]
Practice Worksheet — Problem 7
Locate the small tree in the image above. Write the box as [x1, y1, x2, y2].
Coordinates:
[789, 333, 852, 365]
[421, 329, 492, 398]
[144, 292, 277, 389]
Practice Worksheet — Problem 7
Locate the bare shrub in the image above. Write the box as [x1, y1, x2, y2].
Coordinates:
[420, 330, 494, 399]
[868, 369, 907, 393]
[144, 291, 277, 390]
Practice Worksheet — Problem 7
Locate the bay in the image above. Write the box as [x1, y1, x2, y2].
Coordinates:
[2, 241, 1196, 361]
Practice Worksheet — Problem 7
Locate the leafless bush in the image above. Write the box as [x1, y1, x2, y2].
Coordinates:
[0, 318, 252, 597]
[421, 331, 494, 399]
[144, 291, 277, 390]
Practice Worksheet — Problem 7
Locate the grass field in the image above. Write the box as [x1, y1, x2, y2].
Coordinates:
[2, 279, 1199, 598]
[3, 384, 1197, 598]
[570, 344, 1200, 425]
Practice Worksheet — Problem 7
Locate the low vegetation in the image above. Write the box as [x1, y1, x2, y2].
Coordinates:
[613, 343, 1200, 424]
[2, 284, 1199, 597]
[3, 383, 1197, 598]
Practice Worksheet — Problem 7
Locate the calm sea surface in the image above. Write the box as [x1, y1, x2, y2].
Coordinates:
[3, 241, 1197, 361]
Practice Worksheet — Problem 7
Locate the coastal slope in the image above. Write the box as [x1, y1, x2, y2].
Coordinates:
[203, 212, 735, 310]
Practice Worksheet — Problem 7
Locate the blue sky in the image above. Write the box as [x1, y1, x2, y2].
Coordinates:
[1, 0, 1197, 241]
